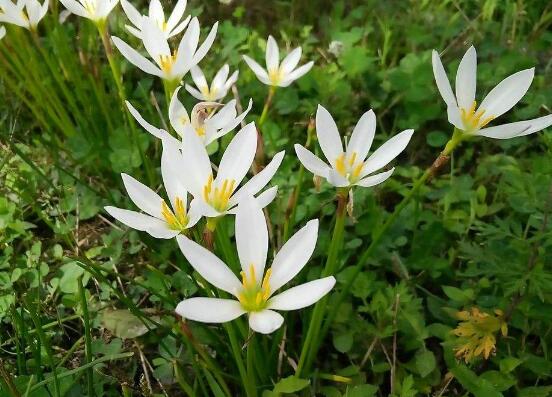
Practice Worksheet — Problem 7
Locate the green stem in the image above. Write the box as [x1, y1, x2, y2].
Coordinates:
[257, 86, 276, 148]
[225, 324, 255, 397]
[311, 130, 463, 373]
[296, 189, 348, 376]
[77, 275, 94, 397]
[246, 333, 258, 397]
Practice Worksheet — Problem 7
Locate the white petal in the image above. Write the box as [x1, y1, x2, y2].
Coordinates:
[105, 206, 161, 232]
[327, 169, 349, 187]
[58, 0, 87, 18]
[176, 235, 242, 295]
[479, 68, 535, 120]
[269, 219, 318, 293]
[184, 84, 206, 101]
[168, 14, 190, 37]
[216, 122, 256, 188]
[432, 50, 457, 108]
[279, 61, 313, 86]
[248, 310, 284, 334]
[173, 17, 199, 73]
[235, 196, 268, 283]
[476, 114, 552, 139]
[356, 168, 394, 187]
[230, 150, 284, 207]
[243, 55, 269, 81]
[268, 276, 336, 311]
[0, 26, 5, 40]
[181, 124, 213, 198]
[316, 105, 344, 165]
[265, 35, 279, 72]
[120, 0, 141, 28]
[209, 98, 252, 142]
[346, 109, 376, 162]
[148, 0, 163, 23]
[126, 101, 181, 147]
[447, 106, 465, 130]
[161, 142, 187, 209]
[176, 298, 245, 323]
[224, 70, 239, 91]
[294, 144, 330, 178]
[112, 36, 162, 77]
[362, 129, 414, 175]
[455, 46, 477, 110]
[168, 86, 190, 137]
[121, 173, 163, 218]
[190, 65, 208, 91]
[280, 47, 302, 74]
[141, 16, 170, 61]
[190, 21, 218, 67]
[211, 64, 229, 92]
[166, 0, 186, 32]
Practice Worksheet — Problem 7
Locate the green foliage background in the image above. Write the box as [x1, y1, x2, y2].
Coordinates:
[1, 0, 552, 396]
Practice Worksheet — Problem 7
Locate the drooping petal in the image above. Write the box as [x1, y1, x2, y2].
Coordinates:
[476, 114, 552, 139]
[316, 105, 344, 165]
[431, 49, 457, 108]
[279, 61, 313, 87]
[126, 101, 181, 147]
[235, 196, 268, 283]
[112, 36, 162, 77]
[269, 219, 319, 293]
[166, 0, 186, 32]
[294, 144, 331, 178]
[161, 141, 187, 210]
[455, 46, 477, 110]
[248, 310, 284, 334]
[268, 276, 336, 310]
[362, 129, 414, 176]
[176, 298, 245, 323]
[216, 122, 256, 188]
[230, 150, 284, 207]
[243, 55, 269, 82]
[356, 168, 394, 187]
[346, 109, 376, 162]
[280, 47, 302, 75]
[479, 68, 535, 120]
[176, 235, 242, 295]
[121, 173, 163, 218]
[265, 35, 279, 72]
[180, 124, 212, 198]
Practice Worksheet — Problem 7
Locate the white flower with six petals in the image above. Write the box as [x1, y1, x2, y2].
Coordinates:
[185, 64, 239, 102]
[175, 196, 336, 334]
[295, 105, 414, 188]
[58, 0, 117, 23]
[0, 0, 48, 30]
[120, 0, 190, 39]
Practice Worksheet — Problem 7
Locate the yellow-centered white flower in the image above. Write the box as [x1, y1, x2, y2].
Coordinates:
[104, 143, 201, 239]
[185, 64, 239, 101]
[175, 197, 335, 334]
[126, 87, 252, 147]
[120, 0, 189, 39]
[58, 0, 117, 23]
[243, 35, 313, 87]
[0, 0, 48, 30]
[295, 105, 414, 188]
[433, 46, 552, 139]
[112, 16, 218, 83]
[179, 122, 284, 217]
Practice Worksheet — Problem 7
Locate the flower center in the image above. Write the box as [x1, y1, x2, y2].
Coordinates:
[203, 175, 236, 212]
[237, 265, 272, 312]
[460, 100, 494, 132]
[160, 197, 188, 231]
[159, 52, 177, 73]
[268, 68, 283, 85]
[82, 0, 96, 14]
[334, 152, 364, 183]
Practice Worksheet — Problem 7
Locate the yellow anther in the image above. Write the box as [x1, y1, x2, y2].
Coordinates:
[160, 197, 188, 231]
[249, 264, 256, 286]
[348, 152, 357, 166]
[268, 68, 283, 85]
[460, 100, 494, 131]
[159, 52, 178, 73]
[255, 292, 262, 305]
[196, 126, 206, 136]
[335, 153, 346, 176]
[352, 162, 364, 178]
[238, 266, 272, 312]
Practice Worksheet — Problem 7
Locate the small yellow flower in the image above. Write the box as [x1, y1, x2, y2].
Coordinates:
[452, 307, 507, 363]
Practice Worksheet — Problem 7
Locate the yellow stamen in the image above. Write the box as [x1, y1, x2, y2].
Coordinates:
[460, 100, 495, 131]
[160, 197, 188, 231]
[335, 153, 346, 176]
[237, 266, 273, 312]
[159, 51, 178, 73]
[268, 68, 283, 85]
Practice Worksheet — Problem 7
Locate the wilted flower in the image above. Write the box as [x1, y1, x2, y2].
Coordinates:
[126, 87, 252, 147]
[176, 196, 335, 334]
[120, 0, 189, 39]
[328, 40, 344, 57]
[59, 0, 117, 23]
[179, 122, 284, 217]
[112, 16, 217, 83]
[185, 64, 239, 102]
[433, 46, 552, 139]
[104, 143, 201, 239]
[243, 35, 313, 87]
[0, 0, 49, 30]
[453, 307, 508, 363]
[295, 105, 413, 188]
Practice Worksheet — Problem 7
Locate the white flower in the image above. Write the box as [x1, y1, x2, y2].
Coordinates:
[179, 122, 284, 217]
[295, 105, 414, 188]
[126, 87, 252, 147]
[185, 64, 239, 102]
[58, 0, 117, 23]
[105, 143, 201, 239]
[112, 16, 218, 82]
[433, 46, 552, 139]
[120, 0, 189, 39]
[243, 35, 313, 87]
[175, 197, 335, 334]
[0, 0, 48, 30]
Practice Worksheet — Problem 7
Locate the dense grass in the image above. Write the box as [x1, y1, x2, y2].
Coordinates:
[1, 0, 552, 396]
